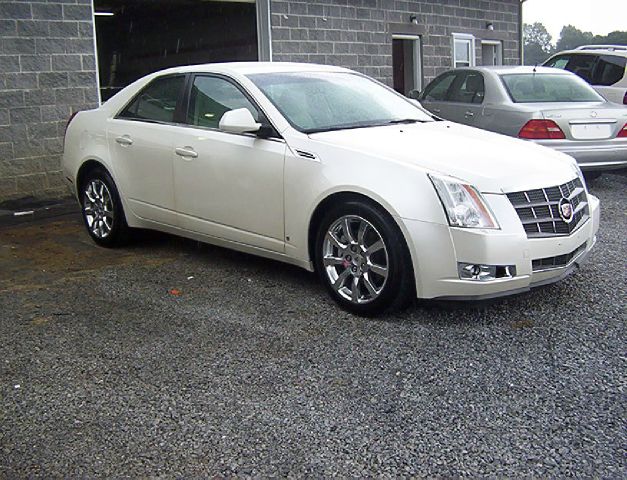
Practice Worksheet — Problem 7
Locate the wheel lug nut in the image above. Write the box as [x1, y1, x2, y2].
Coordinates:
[346, 255, 352, 261]
[351, 266, 357, 273]
[351, 246, 357, 252]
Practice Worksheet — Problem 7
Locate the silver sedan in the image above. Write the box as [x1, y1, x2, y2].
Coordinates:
[417, 66, 627, 176]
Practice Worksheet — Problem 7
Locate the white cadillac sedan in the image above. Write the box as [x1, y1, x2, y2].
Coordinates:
[63, 62, 600, 315]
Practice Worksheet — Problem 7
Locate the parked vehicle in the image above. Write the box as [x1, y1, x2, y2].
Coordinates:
[63, 63, 599, 315]
[543, 45, 627, 105]
[417, 66, 627, 176]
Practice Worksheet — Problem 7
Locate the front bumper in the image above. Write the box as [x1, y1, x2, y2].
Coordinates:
[403, 193, 600, 300]
[534, 139, 627, 172]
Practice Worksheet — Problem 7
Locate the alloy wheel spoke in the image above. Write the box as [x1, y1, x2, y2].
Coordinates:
[323, 255, 344, 267]
[343, 217, 355, 243]
[366, 240, 384, 256]
[357, 221, 368, 247]
[350, 276, 360, 302]
[333, 268, 351, 291]
[363, 273, 379, 296]
[369, 263, 388, 278]
[326, 232, 347, 251]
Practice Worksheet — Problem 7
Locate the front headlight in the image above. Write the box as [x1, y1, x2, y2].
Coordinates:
[429, 174, 499, 229]
[571, 162, 587, 190]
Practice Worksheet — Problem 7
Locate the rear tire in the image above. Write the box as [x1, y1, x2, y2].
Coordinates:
[314, 200, 415, 316]
[79, 167, 130, 247]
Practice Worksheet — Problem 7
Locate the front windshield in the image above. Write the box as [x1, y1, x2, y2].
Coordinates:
[501, 73, 604, 103]
[247, 71, 433, 133]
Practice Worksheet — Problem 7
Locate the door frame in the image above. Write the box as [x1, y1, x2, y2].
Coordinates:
[391, 34, 424, 93]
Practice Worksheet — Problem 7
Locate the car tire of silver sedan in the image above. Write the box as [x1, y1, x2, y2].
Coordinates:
[79, 167, 130, 248]
[314, 200, 415, 316]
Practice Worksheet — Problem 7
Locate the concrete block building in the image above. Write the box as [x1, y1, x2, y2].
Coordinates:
[0, 0, 522, 202]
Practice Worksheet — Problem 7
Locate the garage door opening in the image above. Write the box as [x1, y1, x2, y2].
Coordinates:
[94, 0, 259, 101]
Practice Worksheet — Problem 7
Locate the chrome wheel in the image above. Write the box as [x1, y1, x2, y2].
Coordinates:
[322, 215, 389, 305]
[83, 179, 114, 239]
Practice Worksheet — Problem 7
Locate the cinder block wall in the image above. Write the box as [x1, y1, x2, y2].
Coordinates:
[270, 0, 520, 86]
[0, 1, 98, 203]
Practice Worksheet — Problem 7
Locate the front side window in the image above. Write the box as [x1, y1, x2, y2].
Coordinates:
[501, 73, 604, 103]
[545, 55, 570, 69]
[119, 75, 184, 123]
[563, 54, 597, 83]
[592, 55, 627, 86]
[186, 76, 259, 129]
[421, 72, 457, 101]
[247, 72, 432, 133]
[453, 35, 475, 68]
[449, 72, 485, 104]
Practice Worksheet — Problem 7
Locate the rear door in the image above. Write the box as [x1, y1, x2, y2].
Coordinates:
[107, 74, 186, 226]
[590, 54, 627, 103]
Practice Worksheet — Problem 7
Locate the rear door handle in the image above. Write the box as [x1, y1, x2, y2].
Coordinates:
[175, 147, 198, 159]
[464, 111, 474, 118]
[115, 135, 133, 146]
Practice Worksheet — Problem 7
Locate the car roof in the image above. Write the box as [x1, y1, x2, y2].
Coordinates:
[549, 48, 627, 58]
[149, 62, 352, 76]
[454, 66, 571, 75]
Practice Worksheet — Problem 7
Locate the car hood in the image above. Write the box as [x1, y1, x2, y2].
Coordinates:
[308, 121, 578, 193]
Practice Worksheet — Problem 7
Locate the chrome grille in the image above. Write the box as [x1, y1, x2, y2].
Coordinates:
[507, 178, 589, 238]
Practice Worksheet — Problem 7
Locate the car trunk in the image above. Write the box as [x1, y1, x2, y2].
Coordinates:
[537, 102, 627, 141]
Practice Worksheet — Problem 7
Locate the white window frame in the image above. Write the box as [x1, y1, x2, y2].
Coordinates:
[481, 39, 503, 66]
[452, 33, 476, 68]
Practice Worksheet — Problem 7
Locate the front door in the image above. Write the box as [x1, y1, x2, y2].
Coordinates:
[172, 75, 285, 253]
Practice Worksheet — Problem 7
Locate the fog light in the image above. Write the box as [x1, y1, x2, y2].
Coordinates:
[458, 263, 516, 281]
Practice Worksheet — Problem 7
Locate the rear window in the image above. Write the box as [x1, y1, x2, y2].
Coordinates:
[500, 73, 603, 103]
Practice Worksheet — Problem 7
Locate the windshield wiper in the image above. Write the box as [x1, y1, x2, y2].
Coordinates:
[385, 118, 426, 125]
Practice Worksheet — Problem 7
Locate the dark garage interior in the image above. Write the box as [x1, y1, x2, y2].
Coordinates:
[94, 0, 258, 101]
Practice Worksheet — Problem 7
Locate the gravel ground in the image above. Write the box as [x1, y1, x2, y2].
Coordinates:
[0, 173, 625, 478]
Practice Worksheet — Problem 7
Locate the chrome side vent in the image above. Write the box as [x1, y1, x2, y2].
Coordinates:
[295, 149, 318, 160]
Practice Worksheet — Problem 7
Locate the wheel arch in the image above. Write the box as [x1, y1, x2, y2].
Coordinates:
[307, 191, 417, 283]
[76, 159, 113, 195]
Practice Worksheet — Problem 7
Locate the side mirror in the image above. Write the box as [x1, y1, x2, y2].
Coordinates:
[408, 89, 421, 100]
[219, 108, 261, 134]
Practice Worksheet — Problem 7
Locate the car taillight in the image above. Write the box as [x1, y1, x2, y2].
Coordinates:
[623, 91, 627, 105]
[518, 119, 566, 140]
[618, 123, 627, 138]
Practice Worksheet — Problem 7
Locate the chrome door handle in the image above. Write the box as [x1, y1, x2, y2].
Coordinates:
[175, 147, 198, 158]
[115, 135, 133, 146]
[432, 108, 441, 114]
[464, 111, 474, 117]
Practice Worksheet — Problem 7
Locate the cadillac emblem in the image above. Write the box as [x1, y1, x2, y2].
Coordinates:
[558, 197, 574, 223]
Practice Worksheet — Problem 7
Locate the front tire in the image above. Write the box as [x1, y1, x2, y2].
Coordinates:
[80, 167, 129, 247]
[314, 201, 415, 316]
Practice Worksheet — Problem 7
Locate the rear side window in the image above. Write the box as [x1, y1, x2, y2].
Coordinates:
[545, 55, 569, 69]
[186, 75, 259, 129]
[119, 75, 185, 123]
[421, 72, 457, 101]
[592, 55, 626, 86]
[501, 73, 603, 103]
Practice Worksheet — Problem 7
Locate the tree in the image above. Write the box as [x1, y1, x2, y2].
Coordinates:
[523, 22, 554, 65]
[555, 25, 594, 51]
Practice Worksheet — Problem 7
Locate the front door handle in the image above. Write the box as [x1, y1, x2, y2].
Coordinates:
[115, 135, 133, 146]
[464, 111, 474, 118]
[431, 108, 441, 114]
[175, 147, 198, 159]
